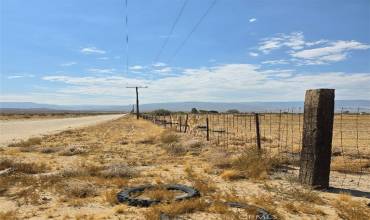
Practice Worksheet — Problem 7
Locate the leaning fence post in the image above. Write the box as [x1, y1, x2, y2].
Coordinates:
[179, 116, 182, 132]
[206, 117, 210, 141]
[299, 89, 335, 189]
[255, 113, 261, 150]
[184, 114, 189, 133]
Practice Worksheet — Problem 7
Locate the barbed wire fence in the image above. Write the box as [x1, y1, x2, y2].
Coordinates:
[142, 107, 370, 192]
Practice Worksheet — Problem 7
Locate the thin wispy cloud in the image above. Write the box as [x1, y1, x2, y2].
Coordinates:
[256, 32, 370, 65]
[249, 18, 257, 23]
[291, 40, 370, 65]
[41, 63, 370, 103]
[129, 65, 145, 70]
[60, 62, 77, 67]
[87, 68, 116, 74]
[7, 74, 35, 79]
[249, 52, 259, 57]
[80, 47, 106, 55]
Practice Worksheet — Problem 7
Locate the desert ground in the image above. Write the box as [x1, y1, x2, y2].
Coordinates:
[0, 114, 125, 147]
[0, 115, 369, 219]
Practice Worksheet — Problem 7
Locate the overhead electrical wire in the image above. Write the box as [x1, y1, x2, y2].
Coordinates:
[167, 0, 218, 63]
[154, 0, 189, 63]
[124, 0, 129, 75]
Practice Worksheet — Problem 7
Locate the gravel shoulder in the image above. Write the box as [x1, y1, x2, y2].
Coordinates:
[0, 114, 125, 147]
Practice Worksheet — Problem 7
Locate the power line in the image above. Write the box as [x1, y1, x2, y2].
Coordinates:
[124, 0, 129, 75]
[168, 0, 218, 63]
[154, 0, 189, 63]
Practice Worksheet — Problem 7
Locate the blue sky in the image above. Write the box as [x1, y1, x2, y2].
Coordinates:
[1, 0, 370, 105]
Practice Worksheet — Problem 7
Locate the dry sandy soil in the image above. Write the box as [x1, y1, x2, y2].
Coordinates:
[0, 114, 125, 147]
[0, 115, 369, 219]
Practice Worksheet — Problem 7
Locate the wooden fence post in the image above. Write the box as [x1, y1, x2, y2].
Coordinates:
[184, 114, 189, 133]
[179, 116, 182, 132]
[299, 89, 335, 189]
[255, 113, 261, 150]
[206, 117, 210, 141]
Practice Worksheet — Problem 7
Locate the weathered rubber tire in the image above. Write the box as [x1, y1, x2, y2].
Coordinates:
[117, 184, 200, 207]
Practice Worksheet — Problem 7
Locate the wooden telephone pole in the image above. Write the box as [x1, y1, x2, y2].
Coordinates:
[126, 86, 147, 119]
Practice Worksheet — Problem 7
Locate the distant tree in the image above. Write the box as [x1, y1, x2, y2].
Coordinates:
[152, 109, 171, 116]
[208, 110, 219, 114]
[191, 108, 199, 114]
[226, 109, 240, 114]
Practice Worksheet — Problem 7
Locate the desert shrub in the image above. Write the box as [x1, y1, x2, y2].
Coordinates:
[60, 180, 97, 198]
[0, 159, 48, 174]
[220, 169, 244, 181]
[40, 146, 60, 154]
[135, 136, 156, 144]
[230, 148, 280, 179]
[163, 143, 187, 156]
[332, 194, 370, 220]
[144, 199, 208, 220]
[160, 132, 179, 144]
[152, 109, 172, 116]
[103, 189, 119, 205]
[59, 145, 87, 156]
[98, 164, 136, 178]
[8, 137, 42, 148]
[0, 211, 18, 220]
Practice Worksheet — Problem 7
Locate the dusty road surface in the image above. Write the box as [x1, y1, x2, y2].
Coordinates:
[0, 114, 125, 146]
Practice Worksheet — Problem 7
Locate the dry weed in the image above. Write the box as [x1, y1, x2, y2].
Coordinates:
[8, 137, 42, 148]
[160, 132, 179, 144]
[332, 194, 370, 220]
[144, 199, 209, 220]
[0, 211, 18, 220]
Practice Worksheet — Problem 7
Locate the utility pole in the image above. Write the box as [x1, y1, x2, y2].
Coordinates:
[126, 86, 148, 119]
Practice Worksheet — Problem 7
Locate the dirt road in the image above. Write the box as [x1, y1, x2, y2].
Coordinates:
[0, 114, 125, 147]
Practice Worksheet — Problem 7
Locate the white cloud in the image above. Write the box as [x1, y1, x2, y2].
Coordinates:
[41, 63, 370, 103]
[291, 40, 370, 64]
[60, 62, 77, 67]
[7, 74, 35, 79]
[152, 62, 167, 67]
[258, 32, 306, 54]
[257, 32, 370, 65]
[262, 59, 289, 65]
[249, 18, 257, 23]
[87, 68, 116, 74]
[80, 47, 106, 55]
[249, 52, 259, 57]
[154, 67, 172, 74]
[129, 65, 145, 70]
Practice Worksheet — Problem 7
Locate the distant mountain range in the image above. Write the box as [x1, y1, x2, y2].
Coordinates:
[1, 100, 369, 113]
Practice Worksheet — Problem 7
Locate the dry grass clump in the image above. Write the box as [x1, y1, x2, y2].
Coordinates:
[59, 180, 98, 198]
[331, 156, 370, 174]
[140, 187, 177, 201]
[135, 135, 156, 144]
[0, 159, 48, 174]
[99, 164, 136, 178]
[215, 147, 280, 180]
[160, 132, 179, 144]
[332, 194, 370, 220]
[162, 142, 187, 156]
[220, 169, 244, 181]
[59, 145, 88, 156]
[8, 137, 42, 148]
[40, 146, 61, 154]
[283, 202, 326, 216]
[0, 211, 18, 220]
[103, 189, 119, 205]
[144, 199, 208, 220]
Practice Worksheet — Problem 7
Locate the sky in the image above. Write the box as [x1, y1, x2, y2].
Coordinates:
[1, 0, 370, 105]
